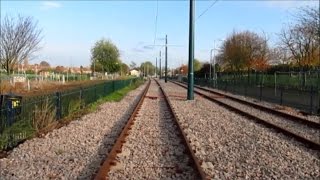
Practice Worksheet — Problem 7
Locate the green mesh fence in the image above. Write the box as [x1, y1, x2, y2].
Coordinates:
[0, 78, 140, 150]
[186, 77, 320, 115]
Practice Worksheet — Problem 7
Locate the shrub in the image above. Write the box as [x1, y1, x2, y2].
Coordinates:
[32, 98, 56, 134]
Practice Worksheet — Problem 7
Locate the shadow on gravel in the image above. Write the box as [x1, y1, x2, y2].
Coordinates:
[76, 90, 143, 180]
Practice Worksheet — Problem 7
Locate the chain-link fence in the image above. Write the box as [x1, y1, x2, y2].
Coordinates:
[0, 78, 140, 150]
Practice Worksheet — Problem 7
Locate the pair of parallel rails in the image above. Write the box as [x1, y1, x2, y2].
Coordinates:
[94, 79, 319, 180]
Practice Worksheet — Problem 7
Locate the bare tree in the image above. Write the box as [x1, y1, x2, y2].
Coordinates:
[279, 6, 319, 68]
[269, 46, 292, 65]
[0, 15, 42, 74]
[218, 30, 270, 72]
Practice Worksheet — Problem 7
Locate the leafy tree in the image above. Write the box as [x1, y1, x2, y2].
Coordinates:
[175, 64, 188, 75]
[195, 63, 210, 78]
[140, 61, 155, 76]
[40, 61, 50, 67]
[194, 59, 203, 72]
[80, 65, 83, 74]
[91, 39, 120, 73]
[0, 15, 42, 74]
[90, 60, 104, 73]
[55, 66, 65, 73]
[121, 63, 129, 75]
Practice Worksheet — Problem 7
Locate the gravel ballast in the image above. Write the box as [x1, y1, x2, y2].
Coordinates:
[160, 80, 319, 179]
[108, 80, 198, 179]
[191, 85, 320, 144]
[198, 85, 320, 123]
[0, 82, 147, 180]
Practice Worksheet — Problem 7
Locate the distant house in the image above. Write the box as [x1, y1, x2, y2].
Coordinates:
[130, 69, 141, 77]
[82, 67, 92, 74]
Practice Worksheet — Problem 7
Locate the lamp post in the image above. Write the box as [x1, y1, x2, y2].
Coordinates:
[209, 48, 214, 80]
[212, 39, 224, 86]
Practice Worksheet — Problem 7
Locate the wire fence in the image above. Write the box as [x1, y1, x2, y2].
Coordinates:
[0, 78, 140, 150]
[216, 71, 320, 90]
[185, 77, 320, 115]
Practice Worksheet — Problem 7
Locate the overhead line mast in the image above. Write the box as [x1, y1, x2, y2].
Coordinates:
[187, 0, 195, 100]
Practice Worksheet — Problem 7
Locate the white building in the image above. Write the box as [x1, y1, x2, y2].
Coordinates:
[130, 69, 141, 77]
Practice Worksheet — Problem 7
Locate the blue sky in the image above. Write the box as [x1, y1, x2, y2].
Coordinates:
[1, 0, 318, 68]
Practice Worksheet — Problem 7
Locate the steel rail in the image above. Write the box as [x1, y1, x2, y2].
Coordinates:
[170, 80, 320, 150]
[94, 80, 151, 180]
[193, 84, 320, 128]
[155, 79, 208, 179]
[94, 79, 208, 179]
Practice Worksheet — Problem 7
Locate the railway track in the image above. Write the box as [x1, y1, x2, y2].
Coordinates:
[170, 80, 320, 150]
[94, 79, 206, 179]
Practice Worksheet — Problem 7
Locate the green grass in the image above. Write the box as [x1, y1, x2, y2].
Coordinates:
[0, 119, 35, 150]
[87, 79, 144, 112]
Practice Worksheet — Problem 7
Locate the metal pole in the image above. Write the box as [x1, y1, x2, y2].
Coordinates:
[93, 60, 96, 77]
[213, 41, 216, 83]
[210, 49, 213, 80]
[159, 51, 162, 79]
[187, 0, 195, 100]
[165, 35, 168, 83]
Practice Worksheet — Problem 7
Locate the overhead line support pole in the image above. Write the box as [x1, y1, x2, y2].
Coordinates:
[187, 0, 195, 100]
[156, 57, 157, 78]
[159, 51, 162, 79]
[165, 35, 168, 83]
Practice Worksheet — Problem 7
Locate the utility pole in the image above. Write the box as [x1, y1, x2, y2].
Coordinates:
[165, 35, 168, 83]
[159, 51, 162, 79]
[210, 49, 214, 80]
[187, 0, 195, 100]
[155, 57, 157, 78]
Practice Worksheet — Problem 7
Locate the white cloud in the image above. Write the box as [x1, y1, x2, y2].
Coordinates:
[40, 1, 62, 10]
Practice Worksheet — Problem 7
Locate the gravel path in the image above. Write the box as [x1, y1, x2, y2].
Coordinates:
[108, 80, 199, 179]
[191, 84, 320, 144]
[160, 80, 320, 179]
[0, 82, 147, 180]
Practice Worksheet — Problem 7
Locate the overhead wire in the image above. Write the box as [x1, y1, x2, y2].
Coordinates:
[196, 0, 219, 20]
[153, 0, 159, 46]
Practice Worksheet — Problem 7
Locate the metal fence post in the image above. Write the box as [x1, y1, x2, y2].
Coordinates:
[244, 82, 247, 97]
[55, 92, 61, 120]
[259, 81, 262, 101]
[318, 92, 320, 115]
[94, 85, 97, 100]
[310, 86, 314, 114]
[225, 81, 228, 92]
[280, 88, 283, 105]
[6, 99, 13, 126]
[80, 87, 83, 109]
[104, 82, 107, 95]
